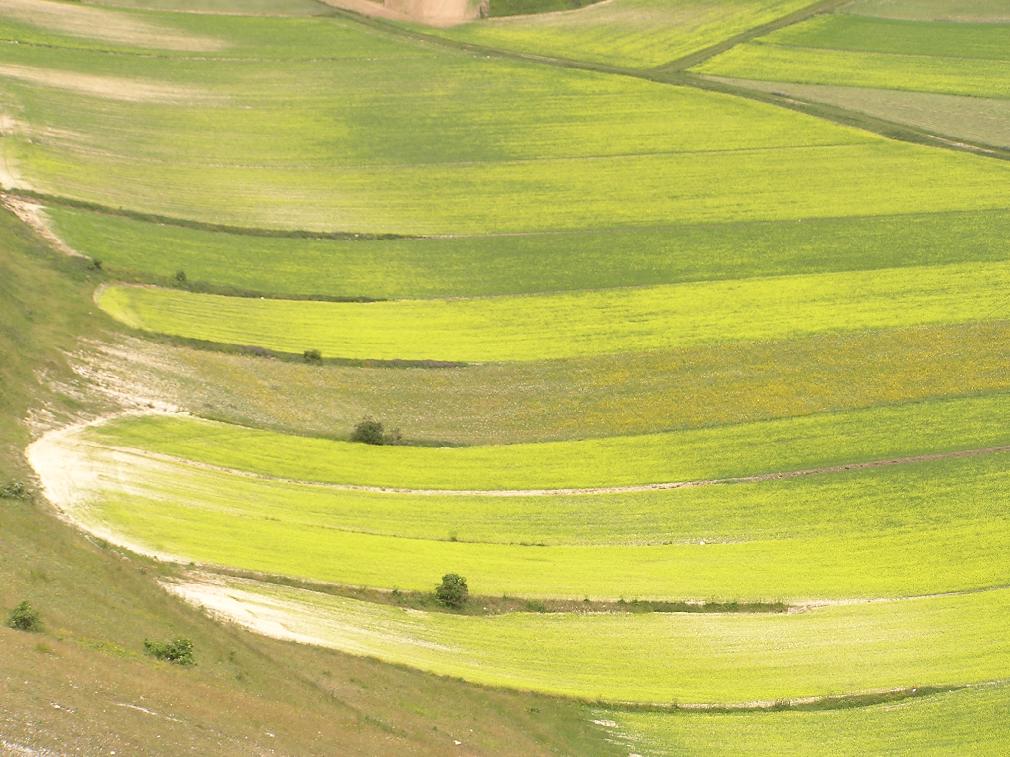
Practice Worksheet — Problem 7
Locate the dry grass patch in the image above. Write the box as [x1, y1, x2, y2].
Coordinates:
[0, 0, 227, 51]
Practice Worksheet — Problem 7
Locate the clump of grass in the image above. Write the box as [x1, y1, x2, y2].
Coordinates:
[0, 480, 30, 500]
[8, 601, 42, 632]
[302, 348, 322, 364]
[144, 637, 195, 666]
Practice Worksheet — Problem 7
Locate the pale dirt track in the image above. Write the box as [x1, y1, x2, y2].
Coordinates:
[0, 64, 224, 104]
[320, 0, 481, 27]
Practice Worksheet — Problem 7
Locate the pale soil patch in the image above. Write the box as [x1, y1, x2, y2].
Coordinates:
[319, 0, 481, 27]
[26, 412, 189, 565]
[0, 64, 222, 104]
[486, 0, 615, 23]
[167, 574, 457, 654]
[112, 703, 183, 723]
[0, 0, 227, 51]
[1, 196, 85, 258]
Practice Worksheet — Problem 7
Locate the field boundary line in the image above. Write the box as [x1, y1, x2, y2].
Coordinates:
[650, 0, 851, 73]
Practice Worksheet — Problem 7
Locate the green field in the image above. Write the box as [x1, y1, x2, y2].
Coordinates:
[603, 683, 1010, 755]
[692, 9, 1010, 149]
[706, 80, 1010, 149]
[846, 0, 1010, 23]
[426, 0, 815, 68]
[46, 430, 1010, 599]
[97, 257, 1010, 361]
[88, 394, 1010, 490]
[170, 576, 1010, 704]
[46, 204, 1010, 298]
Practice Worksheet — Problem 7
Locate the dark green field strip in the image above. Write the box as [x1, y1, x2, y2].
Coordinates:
[844, 0, 1010, 24]
[48, 204, 1010, 299]
[765, 14, 1010, 61]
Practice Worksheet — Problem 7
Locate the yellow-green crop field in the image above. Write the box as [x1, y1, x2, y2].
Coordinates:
[44, 425, 1010, 600]
[96, 259, 1010, 361]
[168, 576, 1010, 705]
[7, 0, 1010, 751]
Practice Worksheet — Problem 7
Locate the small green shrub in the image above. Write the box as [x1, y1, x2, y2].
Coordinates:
[303, 348, 322, 363]
[144, 637, 195, 666]
[87, 258, 103, 272]
[0, 480, 29, 499]
[435, 573, 469, 609]
[174, 270, 187, 285]
[351, 418, 386, 445]
[8, 601, 42, 632]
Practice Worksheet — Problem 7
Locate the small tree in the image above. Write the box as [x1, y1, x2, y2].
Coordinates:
[174, 270, 188, 286]
[351, 418, 386, 445]
[435, 574, 468, 609]
[144, 637, 195, 666]
[303, 349, 322, 364]
[7, 601, 42, 632]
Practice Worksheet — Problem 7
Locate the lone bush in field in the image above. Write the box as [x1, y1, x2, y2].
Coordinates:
[435, 574, 469, 609]
[174, 270, 187, 285]
[351, 418, 386, 445]
[144, 637, 195, 666]
[7, 601, 42, 632]
[303, 349, 322, 364]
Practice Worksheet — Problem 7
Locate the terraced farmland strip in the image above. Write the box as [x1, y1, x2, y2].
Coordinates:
[41, 436, 1010, 599]
[89, 393, 1010, 490]
[48, 205, 1010, 298]
[602, 682, 1010, 755]
[171, 577, 1010, 704]
[767, 14, 1010, 60]
[696, 16, 1010, 100]
[85, 319, 1010, 445]
[425, 0, 816, 69]
[97, 258, 1010, 361]
[844, 0, 1010, 23]
[706, 81, 1010, 150]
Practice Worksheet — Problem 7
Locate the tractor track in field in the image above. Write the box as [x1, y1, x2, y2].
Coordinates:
[40, 411, 1010, 498]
